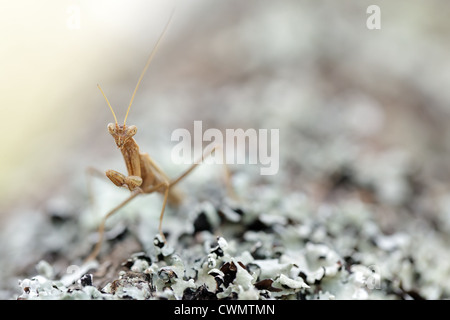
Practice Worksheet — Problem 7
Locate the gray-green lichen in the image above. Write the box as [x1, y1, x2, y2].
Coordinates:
[14, 182, 450, 300]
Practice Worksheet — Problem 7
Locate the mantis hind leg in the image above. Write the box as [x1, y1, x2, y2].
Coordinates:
[155, 145, 236, 241]
[155, 183, 170, 242]
[85, 182, 168, 262]
[84, 189, 143, 262]
[169, 144, 236, 199]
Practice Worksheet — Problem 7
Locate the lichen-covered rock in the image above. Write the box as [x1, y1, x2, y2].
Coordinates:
[12, 175, 450, 301]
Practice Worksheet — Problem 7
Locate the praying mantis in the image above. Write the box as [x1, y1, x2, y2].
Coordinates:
[85, 13, 229, 261]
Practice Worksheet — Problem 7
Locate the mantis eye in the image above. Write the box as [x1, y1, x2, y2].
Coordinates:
[107, 123, 116, 134]
[127, 125, 137, 136]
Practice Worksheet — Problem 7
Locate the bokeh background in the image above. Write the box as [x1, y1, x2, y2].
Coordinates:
[2, 0, 450, 298]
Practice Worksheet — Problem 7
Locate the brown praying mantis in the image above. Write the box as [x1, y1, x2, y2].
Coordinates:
[85, 14, 230, 262]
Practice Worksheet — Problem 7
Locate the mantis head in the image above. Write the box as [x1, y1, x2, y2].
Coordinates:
[97, 83, 137, 149]
[107, 123, 137, 149]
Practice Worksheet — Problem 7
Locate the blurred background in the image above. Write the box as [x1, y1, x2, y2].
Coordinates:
[2, 0, 450, 297]
[1, 0, 449, 214]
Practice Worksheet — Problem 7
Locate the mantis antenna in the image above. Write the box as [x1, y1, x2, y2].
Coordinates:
[97, 83, 118, 125]
[124, 10, 175, 126]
